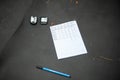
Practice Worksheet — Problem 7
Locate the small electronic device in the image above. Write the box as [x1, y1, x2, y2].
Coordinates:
[30, 16, 37, 25]
[40, 17, 48, 25]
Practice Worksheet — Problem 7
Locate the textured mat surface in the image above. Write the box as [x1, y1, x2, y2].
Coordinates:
[0, 0, 33, 53]
[0, 0, 120, 80]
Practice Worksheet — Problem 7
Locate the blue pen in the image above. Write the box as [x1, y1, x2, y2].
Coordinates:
[36, 66, 71, 78]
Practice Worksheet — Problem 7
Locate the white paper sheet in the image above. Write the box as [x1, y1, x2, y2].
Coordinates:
[50, 20, 87, 59]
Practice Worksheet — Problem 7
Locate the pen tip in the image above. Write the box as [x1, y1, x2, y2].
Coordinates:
[36, 66, 42, 69]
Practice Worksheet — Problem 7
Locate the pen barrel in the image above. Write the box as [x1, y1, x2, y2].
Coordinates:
[42, 67, 71, 78]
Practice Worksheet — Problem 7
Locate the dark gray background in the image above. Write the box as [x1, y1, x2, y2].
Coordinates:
[0, 0, 120, 80]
